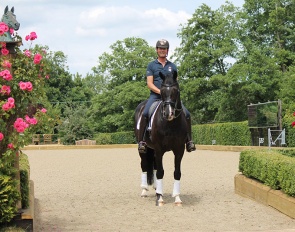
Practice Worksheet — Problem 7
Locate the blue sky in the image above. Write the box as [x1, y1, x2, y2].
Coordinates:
[1, 0, 244, 76]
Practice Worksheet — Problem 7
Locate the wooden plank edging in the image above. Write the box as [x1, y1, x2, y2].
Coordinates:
[235, 174, 295, 219]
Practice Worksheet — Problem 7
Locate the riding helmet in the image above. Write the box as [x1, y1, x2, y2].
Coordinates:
[156, 39, 169, 49]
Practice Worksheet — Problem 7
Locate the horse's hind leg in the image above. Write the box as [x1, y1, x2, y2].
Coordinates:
[139, 148, 154, 197]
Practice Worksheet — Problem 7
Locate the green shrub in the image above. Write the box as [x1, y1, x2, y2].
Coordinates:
[95, 131, 136, 144]
[239, 149, 295, 196]
[19, 152, 30, 209]
[94, 133, 113, 144]
[193, 121, 252, 146]
[0, 175, 20, 223]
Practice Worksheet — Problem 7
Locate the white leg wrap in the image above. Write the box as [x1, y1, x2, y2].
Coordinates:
[172, 180, 180, 197]
[141, 172, 148, 189]
[153, 170, 157, 189]
[156, 179, 163, 195]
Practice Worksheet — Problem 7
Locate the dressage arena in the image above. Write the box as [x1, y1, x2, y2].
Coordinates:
[24, 147, 295, 232]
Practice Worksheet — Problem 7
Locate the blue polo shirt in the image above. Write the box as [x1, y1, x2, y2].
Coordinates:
[146, 59, 177, 92]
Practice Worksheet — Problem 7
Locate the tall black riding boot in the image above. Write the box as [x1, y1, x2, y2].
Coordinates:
[138, 116, 148, 154]
[186, 117, 196, 152]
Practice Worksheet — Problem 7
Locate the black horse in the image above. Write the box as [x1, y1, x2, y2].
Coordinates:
[134, 71, 187, 206]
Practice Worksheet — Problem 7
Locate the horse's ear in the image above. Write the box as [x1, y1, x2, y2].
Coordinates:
[11, 7, 14, 13]
[159, 71, 165, 81]
[4, 6, 8, 14]
[173, 71, 178, 80]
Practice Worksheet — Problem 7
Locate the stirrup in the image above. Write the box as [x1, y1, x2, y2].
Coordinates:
[138, 141, 147, 154]
[186, 141, 196, 152]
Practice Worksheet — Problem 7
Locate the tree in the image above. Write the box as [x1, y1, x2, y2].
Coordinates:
[89, 81, 148, 133]
[92, 37, 156, 88]
[174, 2, 241, 123]
[57, 103, 94, 144]
[88, 37, 155, 132]
[174, 2, 240, 79]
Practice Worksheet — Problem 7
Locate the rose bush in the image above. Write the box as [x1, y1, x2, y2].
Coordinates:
[0, 23, 52, 222]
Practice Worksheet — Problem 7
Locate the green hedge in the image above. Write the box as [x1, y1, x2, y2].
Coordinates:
[94, 121, 252, 146]
[0, 151, 30, 224]
[95, 131, 136, 144]
[193, 121, 252, 146]
[239, 149, 295, 196]
[19, 152, 30, 209]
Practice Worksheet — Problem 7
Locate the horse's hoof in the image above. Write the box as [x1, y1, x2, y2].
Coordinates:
[141, 189, 148, 197]
[156, 201, 164, 206]
[174, 202, 182, 206]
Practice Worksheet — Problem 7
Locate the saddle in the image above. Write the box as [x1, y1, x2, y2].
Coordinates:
[147, 100, 161, 131]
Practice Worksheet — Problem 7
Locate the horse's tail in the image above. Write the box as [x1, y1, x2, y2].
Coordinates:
[146, 147, 155, 186]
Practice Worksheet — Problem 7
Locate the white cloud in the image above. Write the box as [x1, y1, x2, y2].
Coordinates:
[0, 0, 245, 76]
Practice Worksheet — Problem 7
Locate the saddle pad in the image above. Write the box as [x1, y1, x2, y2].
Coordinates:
[147, 101, 161, 130]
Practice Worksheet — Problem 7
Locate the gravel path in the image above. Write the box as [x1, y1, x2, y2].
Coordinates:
[24, 148, 295, 232]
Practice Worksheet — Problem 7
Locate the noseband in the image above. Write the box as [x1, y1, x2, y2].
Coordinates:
[161, 82, 183, 119]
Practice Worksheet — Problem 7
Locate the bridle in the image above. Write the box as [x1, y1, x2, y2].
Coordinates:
[161, 82, 183, 119]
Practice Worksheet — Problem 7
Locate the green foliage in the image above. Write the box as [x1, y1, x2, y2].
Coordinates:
[92, 37, 156, 88]
[174, 3, 240, 78]
[95, 131, 136, 144]
[193, 121, 252, 146]
[19, 152, 30, 209]
[89, 81, 149, 133]
[0, 174, 20, 223]
[239, 149, 295, 196]
[57, 104, 94, 145]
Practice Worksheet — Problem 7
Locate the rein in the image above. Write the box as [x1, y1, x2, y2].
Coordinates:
[161, 82, 183, 119]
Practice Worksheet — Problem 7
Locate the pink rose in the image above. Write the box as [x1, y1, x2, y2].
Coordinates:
[25, 115, 38, 125]
[3, 73, 12, 81]
[24, 50, 31, 57]
[14, 118, 29, 133]
[1, 47, 9, 56]
[0, 69, 12, 81]
[41, 108, 47, 113]
[26, 82, 33, 91]
[2, 102, 10, 111]
[0, 132, 4, 141]
[7, 143, 14, 149]
[19, 81, 27, 90]
[1, 85, 11, 95]
[2, 60, 11, 68]
[29, 32, 37, 40]
[2, 97, 15, 111]
[33, 53, 42, 64]
[0, 23, 8, 36]
[25, 32, 37, 41]
[0, 28, 5, 36]
[9, 28, 14, 35]
[0, 22, 9, 32]
[7, 97, 14, 104]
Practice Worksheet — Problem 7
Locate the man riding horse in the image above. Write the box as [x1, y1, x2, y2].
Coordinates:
[138, 39, 196, 154]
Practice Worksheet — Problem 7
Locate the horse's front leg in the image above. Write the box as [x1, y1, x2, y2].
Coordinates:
[141, 172, 148, 197]
[172, 150, 184, 206]
[155, 153, 164, 206]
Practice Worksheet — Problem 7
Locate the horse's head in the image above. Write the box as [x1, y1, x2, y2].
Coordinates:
[159, 71, 182, 121]
[2, 6, 20, 31]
